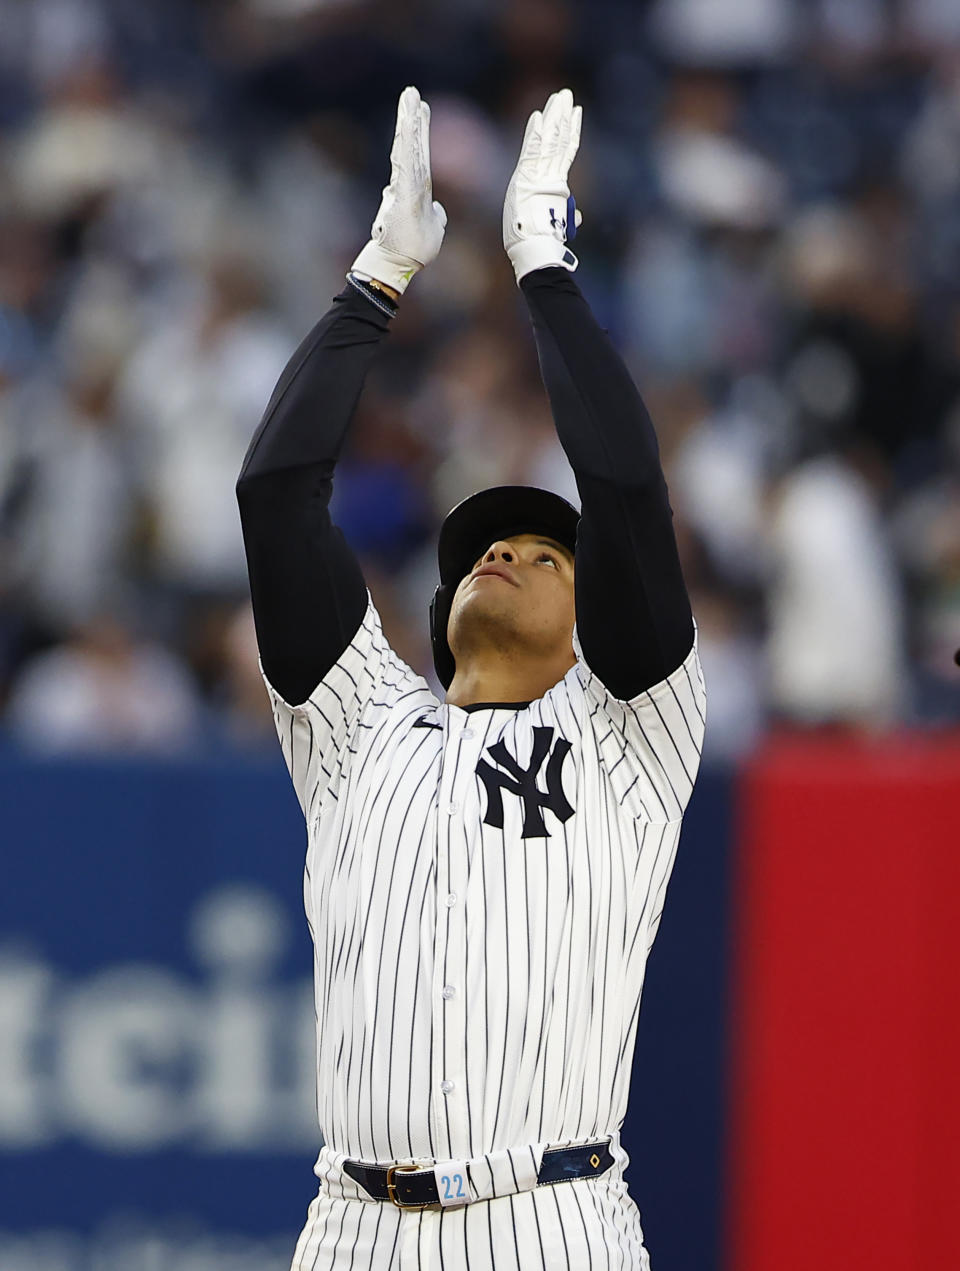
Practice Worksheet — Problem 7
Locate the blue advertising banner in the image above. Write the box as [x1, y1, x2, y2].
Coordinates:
[0, 753, 731, 1271]
[0, 752, 315, 1269]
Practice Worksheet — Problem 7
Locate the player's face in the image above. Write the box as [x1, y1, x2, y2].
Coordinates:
[447, 533, 576, 664]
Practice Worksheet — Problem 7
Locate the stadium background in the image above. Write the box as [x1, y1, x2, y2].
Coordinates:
[1, 1, 959, 1268]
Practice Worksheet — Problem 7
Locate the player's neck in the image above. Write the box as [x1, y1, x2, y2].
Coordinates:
[445, 649, 575, 708]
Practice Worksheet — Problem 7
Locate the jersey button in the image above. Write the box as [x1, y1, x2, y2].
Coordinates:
[445, 893, 457, 907]
[446, 802, 459, 815]
[442, 985, 456, 999]
[440, 1079, 455, 1095]
[461, 729, 474, 740]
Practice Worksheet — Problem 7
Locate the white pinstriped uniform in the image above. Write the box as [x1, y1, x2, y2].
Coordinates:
[266, 598, 706, 1270]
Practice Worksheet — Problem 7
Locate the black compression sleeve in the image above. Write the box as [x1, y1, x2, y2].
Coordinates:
[520, 268, 693, 698]
[236, 285, 392, 705]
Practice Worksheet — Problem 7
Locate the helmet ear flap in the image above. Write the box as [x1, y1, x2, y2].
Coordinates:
[429, 583, 457, 689]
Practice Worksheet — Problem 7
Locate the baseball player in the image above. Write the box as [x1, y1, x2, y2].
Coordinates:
[237, 87, 705, 1270]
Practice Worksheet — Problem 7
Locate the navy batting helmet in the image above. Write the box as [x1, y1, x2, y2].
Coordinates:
[429, 485, 580, 689]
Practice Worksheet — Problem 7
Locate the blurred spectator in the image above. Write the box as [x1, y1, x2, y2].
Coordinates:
[4, 254, 143, 630]
[331, 391, 433, 568]
[670, 387, 774, 587]
[10, 56, 164, 220]
[215, 604, 277, 749]
[653, 73, 786, 232]
[691, 589, 766, 761]
[766, 455, 906, 728]
[119, 256, 290, 594]
[893, 405, 960, 720]
[6, 614, 201, 754]
[648, 0, 798, 66]
[6, 370, 134, 633]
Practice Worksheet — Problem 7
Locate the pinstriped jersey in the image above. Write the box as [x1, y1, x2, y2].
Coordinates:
[263, 599, 706, 1265]
[265, 597, 706, 1268]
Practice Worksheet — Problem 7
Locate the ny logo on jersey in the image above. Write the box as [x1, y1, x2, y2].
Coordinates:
[476, 727, 574, 839]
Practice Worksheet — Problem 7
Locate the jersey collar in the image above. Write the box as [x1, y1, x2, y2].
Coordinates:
[460, 701, 530, 713]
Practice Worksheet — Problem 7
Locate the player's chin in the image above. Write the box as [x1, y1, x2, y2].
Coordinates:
[450, 591, 523, 646]
[457, 602, 573, 660]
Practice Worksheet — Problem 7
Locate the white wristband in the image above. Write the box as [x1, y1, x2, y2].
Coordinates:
[507, 237, 578, 284]
[350, 240, 421, 294]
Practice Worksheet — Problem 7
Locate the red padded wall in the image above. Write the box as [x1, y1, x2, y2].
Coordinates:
[728, 735, 960, 1271]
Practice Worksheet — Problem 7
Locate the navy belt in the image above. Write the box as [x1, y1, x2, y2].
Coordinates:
[342, 1139, 614, 1209]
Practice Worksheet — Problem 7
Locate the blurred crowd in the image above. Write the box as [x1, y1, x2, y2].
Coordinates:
[1, 0, 959, 763]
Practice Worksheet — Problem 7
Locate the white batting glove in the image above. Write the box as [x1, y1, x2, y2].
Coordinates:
[503, 88, 583, 284]
[350, 86, 447, 295]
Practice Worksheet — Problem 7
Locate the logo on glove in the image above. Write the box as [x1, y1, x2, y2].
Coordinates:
[548, 195, 579, 242]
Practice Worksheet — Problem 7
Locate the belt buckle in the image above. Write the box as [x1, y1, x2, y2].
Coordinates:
[386, 1163, 431, 1210]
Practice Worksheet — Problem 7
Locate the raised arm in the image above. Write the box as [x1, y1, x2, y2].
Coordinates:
[236, 87, 446, 705]
[503, 91, 693, 699]
[236, 290, 392, 706]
